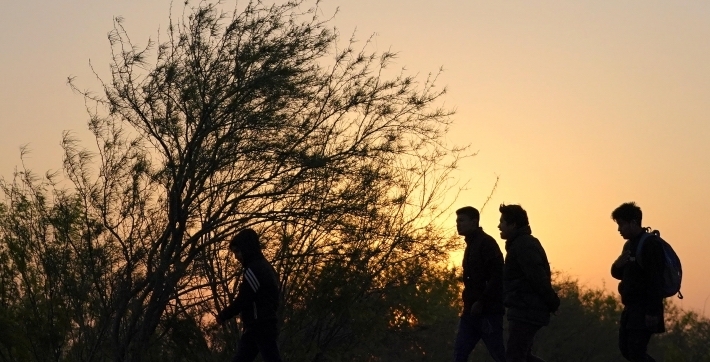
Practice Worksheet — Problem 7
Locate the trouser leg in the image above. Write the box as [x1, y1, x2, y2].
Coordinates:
[232, 328, 260, 362]
[453, 315, 483, 362]
[506, 320, 544, 362]
[621, 329, 655, 362]
[254, 322, 284, 362]
[526, 353, 546, 362]
[233, 323, 283, 362]
[480, 314, 506, 362]
[618, 308, 656, 362]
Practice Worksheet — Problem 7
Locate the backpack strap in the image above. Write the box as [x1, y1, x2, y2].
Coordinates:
[633, 230, 655, 267]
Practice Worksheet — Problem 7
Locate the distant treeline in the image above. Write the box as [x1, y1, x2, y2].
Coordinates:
[1, 209, 708, 362]
[0, 172, 708, 362]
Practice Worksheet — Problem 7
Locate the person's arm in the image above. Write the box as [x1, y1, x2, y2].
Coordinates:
[611, 242, 630, 280]
[217, 268, 259, 323]
[480, 239, 504, 307]
[516, 239, 559, 311]
[516, 241, 549, 295]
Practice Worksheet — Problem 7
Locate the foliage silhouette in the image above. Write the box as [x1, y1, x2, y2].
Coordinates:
[3, 0, 462, 360]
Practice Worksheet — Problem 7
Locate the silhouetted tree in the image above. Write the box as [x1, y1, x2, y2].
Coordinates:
[656, 302, 710, 361]
[58, 0, 460, 360]
[0, 160, 115, 361]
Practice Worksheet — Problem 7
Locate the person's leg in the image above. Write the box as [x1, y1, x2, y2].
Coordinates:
[453, 315, 483, 362]
[480, 314, 506, 362]
[624, 329, 656, 362]
[254, 322, 284, 362]
[525, 352, 546, 362]
[619, 310, 631, 360]
[505, 320, 540, 362]
[523, 325, 545, 362]
[232, 328, 260, 362]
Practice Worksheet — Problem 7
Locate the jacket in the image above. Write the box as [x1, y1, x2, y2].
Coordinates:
[219, 250, 281, 327]
[503, 225, 559, 326]
[611, 231, 665, 332]
[461, 227, 505, 316]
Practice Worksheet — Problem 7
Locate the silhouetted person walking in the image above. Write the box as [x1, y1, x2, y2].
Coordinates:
[217, 229, 284, 362]
[498, 204, 559, 362]
[611, 202, 664, 362]
[453, 206, 506, 362]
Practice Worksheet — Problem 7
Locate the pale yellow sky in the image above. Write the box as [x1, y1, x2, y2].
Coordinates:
[2, 1, 709, 314]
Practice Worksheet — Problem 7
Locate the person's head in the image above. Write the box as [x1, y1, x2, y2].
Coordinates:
[497, 204, 529, 240]
[455, 206, 480, 235]
[611, 202, 643, 240]
[229, 228, 262, 263]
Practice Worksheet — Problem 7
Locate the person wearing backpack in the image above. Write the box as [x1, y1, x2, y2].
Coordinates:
[611, 202, 665, 362]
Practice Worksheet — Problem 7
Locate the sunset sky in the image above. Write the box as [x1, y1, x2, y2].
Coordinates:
[2, 1, 709, 314]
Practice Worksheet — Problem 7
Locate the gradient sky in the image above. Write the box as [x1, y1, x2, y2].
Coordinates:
[2, 1, 709, 315]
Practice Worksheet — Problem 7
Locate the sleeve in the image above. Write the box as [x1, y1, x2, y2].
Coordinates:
[642, 238, 665, 315]
[218, 267, 260, 321]
[480, 238, 504, 306]
[517, 240, 558, 311]
[516, 242, 550, 295]
[610, 242, 629, 280]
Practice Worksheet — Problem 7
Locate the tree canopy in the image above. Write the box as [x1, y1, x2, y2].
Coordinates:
[2, 1, 462, 360]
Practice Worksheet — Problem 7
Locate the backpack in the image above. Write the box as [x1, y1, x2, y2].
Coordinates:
[635, 229, 683, 299]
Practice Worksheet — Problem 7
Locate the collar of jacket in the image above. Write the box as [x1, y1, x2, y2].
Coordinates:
[463, 227, 484, 244]
[504, 224, 532, 249]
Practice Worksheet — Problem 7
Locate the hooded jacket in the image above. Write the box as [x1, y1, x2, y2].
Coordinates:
[218, 235, 281, 327]
[461, 227, 505, 316]
[503, 225, 559, 326]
